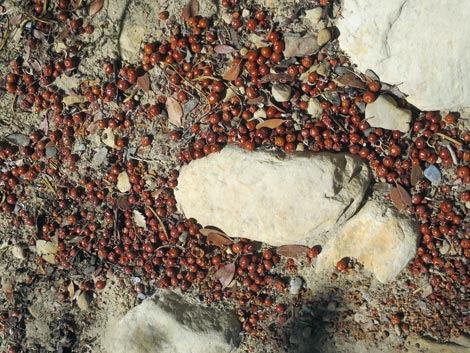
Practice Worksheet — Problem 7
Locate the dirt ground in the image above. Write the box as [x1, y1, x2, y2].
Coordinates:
[0, 0, 469, 352]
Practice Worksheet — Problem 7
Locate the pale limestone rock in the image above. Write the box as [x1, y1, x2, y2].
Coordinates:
[283, 34, 319, 58]
[102, 291, 240, 353]
[272, 84, 292, 102]
[317, 200, 418, 283]
[307, 98, 322, 117]
[338, 0, 470, 110]
[365, 95, 412, 132]
[175, 146, 371, 246]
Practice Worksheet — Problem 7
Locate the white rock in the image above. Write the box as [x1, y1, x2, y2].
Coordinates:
[283, 34, 319, 58]
[272, 84, 292, 102]
[338, 0, 470, 111]
[175, 146, 371, 246]
[305, 8, 323, 26]
[317, 200, 418, 283]
[365, 95, 412, 132]
[307, 98, 323, 117]
[102, 292, 240, 353]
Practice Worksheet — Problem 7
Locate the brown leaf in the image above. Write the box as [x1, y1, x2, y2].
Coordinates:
[68, 282, 75, 302]
[223, 61, 241, 81]
[397, 184, 412, 207]
[89, 0, 104, 16]
[214, 45, 236, 54]
[215, 263, 235, 289]
[259, 73, 293, 84]
[181, 0, 199, 21]
[166, 97, 183, 127]
[276, 245, 309, 258]
[2, 283, 14, 304]
[335, 73, 366, 89]
[256, 119, 286, 130]
[246, 96, 265, 105]
[390, 185, 411, 211]
[410, 164, 423, 186]
[137, 73, 150, 93]
[207, 232, 233, 246]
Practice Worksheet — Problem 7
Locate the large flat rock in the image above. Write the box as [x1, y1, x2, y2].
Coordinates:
[102, 291, 241, 353]
[338, 0, 470, 111]
[317, 199, 418, 283]
[175, 146, 371, 246]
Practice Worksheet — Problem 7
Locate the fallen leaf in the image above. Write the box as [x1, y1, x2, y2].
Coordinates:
[39, 116, 49, 135]
[215, 263, 235, 289]
[207, 232, 233, 246]
[223, 61, 241, 81]
[5, 133, 29, 147]
[2, 282, 14, 304]
[335, 73, 366, 89]
[68, 282, 75, 302]
[256, 119, 285, 130]
[77, 291, 92, 311]
[133, 210, 147, 229]
[276, 245, 309, 258]
[181, 0, 199, 21]
[166, 97, 183, 127]
[63, 95, 85, 106]
[117, 171, 131, 193]
[36, 240, 58, 264]
[137, 73, 150, 92]
[259, 73, 293, 84]
[390, 185, 411, 210]
[117, 196, 131, 210]
[410, 164, 423, 186]
[191, 247, 205, 258]
[89, 0, 104, 16]
[214, 45, 236, 54]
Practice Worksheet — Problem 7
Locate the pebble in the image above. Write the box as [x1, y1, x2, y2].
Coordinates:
[272, 84, 292, 102]
[317, 28, 332, 46]
[289, 276, 303, 295]
[423, 165, 442, 185]
[304, 8, 323, 26]
[365, 95, 412, 133]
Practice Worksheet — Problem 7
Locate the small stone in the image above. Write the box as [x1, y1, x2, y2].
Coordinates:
[11, 245, 26, 260]
[424, 164, 442, 185]
[283, 33, 319, 58]
[289, 277, 303, 295]
[365, 95, 412, 132]
[307, 98, 322, 117]
[77, 291, 92, 311]
[317, 28, 332, 46]
[272, 84, 292, 102]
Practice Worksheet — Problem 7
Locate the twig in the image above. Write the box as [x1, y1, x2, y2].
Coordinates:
[146, 206, 169, 240]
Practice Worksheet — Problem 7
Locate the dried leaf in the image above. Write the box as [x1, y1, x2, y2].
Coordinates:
[133, 210, 147, 229]
[223, 61, 241, 81]
[259, 73, 293, 84]
[36, 240, 58, 256]
[246, 96, 265, 105]
[390, 185, 411, 211]
[207, 232, 233, 246]
[215, 263, 235, 289]
[335, 73, 366, 89]
[5, 133, 29, 147]
[410, 164, 423, 186]
[117, 196, 131, 210]
[396, 184, 412, 207]
[181, 0, 199, 21]
[117, 171, 131, 193]
[166, 97, 183, 127]
[68, 282, 75, 302]
[137, 73, 150, 93]
[63, 95, 85, 106]
[39, 116, 49, 135]
[2, 283, 14, 304]
[276, 245, 309, 258]
[214, 45, 236, 54]
[77, 291, 92, 311]
[89, 0, 104, 16]
[256, 119, 285, 130]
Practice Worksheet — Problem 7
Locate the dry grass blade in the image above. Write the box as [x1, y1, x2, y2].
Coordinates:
[410, 164, 423, 186]
[214, 45, 236, 54]
[215, 263, 235, 289]
[223, 61, 241, 81]
[89, 0, 104, 16]
[255, 119, 285, 130]
[181, 0, 199, 21]
[137, 73, 150, 92]
[166, 97, 183, 127]
[276, 245, 309, 258]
